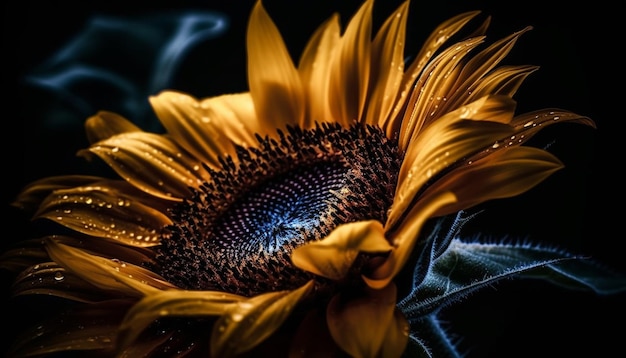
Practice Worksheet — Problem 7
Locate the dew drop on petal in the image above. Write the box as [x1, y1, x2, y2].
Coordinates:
[54, 272, 65, 281]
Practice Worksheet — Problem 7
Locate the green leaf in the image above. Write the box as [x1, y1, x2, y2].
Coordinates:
[398, 239, 626, 320]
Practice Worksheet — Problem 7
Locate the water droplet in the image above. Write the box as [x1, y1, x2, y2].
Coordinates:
[231, 313, 244, 322]
[54, 272, 65, 281]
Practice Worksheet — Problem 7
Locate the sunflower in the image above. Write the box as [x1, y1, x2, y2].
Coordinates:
[1, 0, 603, 357]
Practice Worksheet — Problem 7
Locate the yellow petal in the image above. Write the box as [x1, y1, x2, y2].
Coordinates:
[291, 220, 391, 280]
[117, 289, 244, 350]
[11, 175, 106, 212]
[418, 146, 564, 217]
[247, 0, 304, 130]
[34, 185, 171, 247]
[46, 239, 173, 297]
[368, 191, 456, 289]
[210, 280, 314, 358]
[365, 1, 408, 128]
[451, 28, 532, 97]
[0, 234, 157, 275]
[11, 262, 109, 302]
[326, 284, 408, 358]
[389, 95, 515, 229]
[298, 13, 340, 128]
[385, 10, 481, 139]
[328, 0, 372, 126]
[379, 309, 410, 358]
[78, 131, 210, 200]
[510, 109, 596, 139]
[436, 27, 533, 116]
[84, 110, 143, 144]
[150, 91, 258, 169]
[468, 64, 539, 100]
[398, 35, 485, 151]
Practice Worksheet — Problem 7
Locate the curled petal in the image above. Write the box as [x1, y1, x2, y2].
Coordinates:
[85, 110, 143, 144]
[291, 220, 391, 280]
[247, 0, 304, 130]
[117, 289, 245, 351]
[327, 284, 408, 358]
[78, 132, 210, 200]
[210, 280, 314, 358]
[34, 185, 171, 247]
[46, 239, 174, 297]
[369, 191, 456, 289]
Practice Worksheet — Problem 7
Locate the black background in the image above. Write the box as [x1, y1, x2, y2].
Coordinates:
[2, 1, 623, 357]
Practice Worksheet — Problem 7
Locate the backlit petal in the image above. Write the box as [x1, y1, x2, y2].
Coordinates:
[210, 280, 314, 358]
[328, 0, 372, 125]
[298, 14, 340, 128]
[291, 220, 391, 280]
[509, 109, 596, 138]
[34, 185, 171, 246]
[366, 1, 408, 127]
[434, 27, 533, 117]
[398, 36, 485, 150]
[389, 95, 515, 229]
[150, 91, 259, 168]
[11, 262, 116, 302]
[78, 132, 210, 200]
[85, 110, 143, 144]
[468, 64, 539, 100]
[385, 11, 481, 138]
[46, 239, 173, 296]
[247, 0, 304, 130]
[419, 146, 564, 217]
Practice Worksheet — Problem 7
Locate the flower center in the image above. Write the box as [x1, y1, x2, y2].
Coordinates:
[152, 122, 403, 296]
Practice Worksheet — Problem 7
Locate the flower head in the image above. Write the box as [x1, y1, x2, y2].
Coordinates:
[2, 0, 609, 357]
